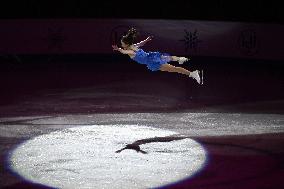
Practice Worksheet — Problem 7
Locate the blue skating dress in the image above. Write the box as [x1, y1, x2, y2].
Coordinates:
[132, 48, 172, 71]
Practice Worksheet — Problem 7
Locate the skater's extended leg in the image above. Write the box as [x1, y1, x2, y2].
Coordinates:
[160, 64, 201, 84]
[160, 64, 190, 75]
[170, 56, 189, 64]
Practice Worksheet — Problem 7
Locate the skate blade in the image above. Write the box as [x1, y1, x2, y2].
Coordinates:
[201, 70, 204, 85]
[197, 70, 203, 85]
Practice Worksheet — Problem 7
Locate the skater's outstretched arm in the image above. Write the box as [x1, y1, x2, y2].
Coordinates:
[134, 36, 153, 48]
[112, 45, 134, 56]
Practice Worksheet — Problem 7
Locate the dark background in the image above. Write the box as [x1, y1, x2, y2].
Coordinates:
[0, 1, 284, 189]
[0, 0, 283, 109]
[0, 0, 283, 23]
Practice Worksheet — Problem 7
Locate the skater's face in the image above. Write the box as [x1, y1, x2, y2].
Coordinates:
[121, 41, 129, 49]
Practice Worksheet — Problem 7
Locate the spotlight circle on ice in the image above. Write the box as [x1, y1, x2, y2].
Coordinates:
[10, 125, 206, 189]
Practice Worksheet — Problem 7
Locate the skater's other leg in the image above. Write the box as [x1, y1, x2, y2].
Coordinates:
[160, 64, 191, 76]
[170, 56, 189, 64]
[170, 56, 180, 62]
[160, 64, 201, 84]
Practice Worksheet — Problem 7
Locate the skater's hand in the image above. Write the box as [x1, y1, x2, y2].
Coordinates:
[112, 45, 119, 51]
[146, 36, 153, 41]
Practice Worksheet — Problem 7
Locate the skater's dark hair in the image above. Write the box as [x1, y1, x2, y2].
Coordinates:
[121, 27, 138, 46]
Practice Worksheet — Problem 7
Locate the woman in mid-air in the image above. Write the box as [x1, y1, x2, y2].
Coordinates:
[112, 27, 202, 84]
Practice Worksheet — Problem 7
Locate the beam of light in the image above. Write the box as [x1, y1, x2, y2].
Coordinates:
[9, 125, 207, 189]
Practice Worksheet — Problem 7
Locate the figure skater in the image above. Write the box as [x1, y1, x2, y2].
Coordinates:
[112, 27, 202, 84]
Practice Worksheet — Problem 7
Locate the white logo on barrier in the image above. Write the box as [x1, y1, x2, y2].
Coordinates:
[180, 29, 202, 53]
[43, 27, 67, 51]
[238, 29, 259, 56]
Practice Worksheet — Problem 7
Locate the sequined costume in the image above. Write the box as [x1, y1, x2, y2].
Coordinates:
[132, 48, 172, 71]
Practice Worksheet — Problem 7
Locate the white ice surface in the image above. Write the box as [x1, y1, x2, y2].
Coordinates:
[10, 125, 206, 189]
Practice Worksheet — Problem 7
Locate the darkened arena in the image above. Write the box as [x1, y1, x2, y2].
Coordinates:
[0, 1, 283, 189]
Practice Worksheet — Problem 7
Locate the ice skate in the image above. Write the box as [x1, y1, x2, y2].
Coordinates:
[178, 57, 189, 64]
[190, 70, 201, 84]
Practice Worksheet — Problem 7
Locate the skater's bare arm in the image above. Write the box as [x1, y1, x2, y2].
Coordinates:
[134, 36, 153, 47]
[112, 45, 135, 56]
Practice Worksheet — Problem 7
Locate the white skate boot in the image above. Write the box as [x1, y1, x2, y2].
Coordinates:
[178, 57, 189, 64]
[190, 70, 201, 84]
